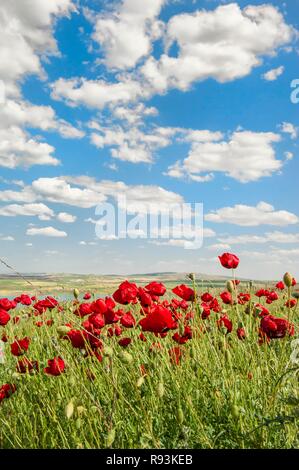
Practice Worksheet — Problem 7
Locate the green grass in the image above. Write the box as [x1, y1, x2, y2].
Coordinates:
[0, 283, 298, 449]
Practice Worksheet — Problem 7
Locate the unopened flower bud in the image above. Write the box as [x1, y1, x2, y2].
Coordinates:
[136, 376, 145, 388]
[73, 288, 80, 299]
[177, 407, 184, 424]
[103, 346, 114, 357]
[119, 351, 133, 364]
[284, 273, 293, 288]
[231, 404, 240, 421]
[226, 281, 234, 293]
[65, 400, 74, 419]
[157, 382, 165, 398]
[187, 273, 195, 281]
[106, 428, 116, 447]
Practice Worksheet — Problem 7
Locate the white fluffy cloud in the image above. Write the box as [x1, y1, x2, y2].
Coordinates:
[90, 124, 177, 163]
[89, 0, 165, 70]
[0, 203, 54, 220]
[218, 231, 299, 245]
[280, 122, 298, 140]
[0, 126, 59, 169]
[167, 131, 282, 183]
[51, 77, 144, 109]
[57, 212, 77, 223]
[0, 0, 75, 95]
[262, 66, 285, 81]
[141, 3, 294, 93]
[205, 202, 299, 227]
[0, 176, 184, 215]
[26, 226, 67, 237]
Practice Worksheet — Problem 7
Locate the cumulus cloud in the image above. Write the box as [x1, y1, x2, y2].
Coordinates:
[0, 203, 54, 220]
[280, 122, 298, 140]
[141, 3, 295, 93]
[219, 231, 299, 245]
[89, 0, 166, 70]
[26, 226, 67, 237]
[0, 126, 60, 169]
[90, 124, 177, 163]
[0, 176, 184, 215]
[262, 66, 285, 81]
[205, 202, 299, 227]
[0, 0, 75, 96]
[50, 77, 144, 109]
[166, 131, 282, 183]
[57, 212, 77, 223]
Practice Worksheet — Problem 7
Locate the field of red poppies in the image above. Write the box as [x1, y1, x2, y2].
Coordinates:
[0, 252, 298, 449]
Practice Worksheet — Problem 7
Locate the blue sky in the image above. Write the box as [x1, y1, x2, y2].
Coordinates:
[0, 0, 299, 279]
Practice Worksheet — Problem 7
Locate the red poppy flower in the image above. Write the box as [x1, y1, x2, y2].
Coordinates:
[0, 298, 15, 311]
[172, 284, 195, 301]
[10, 337, 30, 356]
[17, 358, 39, 374]
[238, 293, 250, 305]
[67, 329, 86, 349]
[138, 287, 153, 307]
[172, 326, 192, 344]
[0, 309, 10, 326]
[44, 357, 65, 376]
[113, 281, 138, 305]
[260, 315, 294, 339]
[218, 253, 240, 269]
[0, 383, 16, 403]
[139, 305, 177, 333]
[120, 312, 136, 328]
[276, 281, 285, 290]
[220, 291, 233, 305]
[217, 315, 233, 333]
[285, 299, 297, 308]
[237, 327, 246, 340]
[169, 346, 182, 365]
[118, 337, 132, 348]
[145, 281, 166, 297]
[201, 292, 213, 303]
[83, 292, 92, 300]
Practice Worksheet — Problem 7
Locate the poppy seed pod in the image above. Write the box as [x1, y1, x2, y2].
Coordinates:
[284, 273, 293, 288]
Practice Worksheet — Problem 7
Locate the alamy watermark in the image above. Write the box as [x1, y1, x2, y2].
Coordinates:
[94, 196, 204, 249]
[290, 79, 299, 104]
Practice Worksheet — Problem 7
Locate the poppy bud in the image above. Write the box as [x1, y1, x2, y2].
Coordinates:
[73, 288, 80, 299]
[231, 404, 240, 420]
[57, 325, 71, 336]
[119, 351, 133, 364]
[103, 346, 114, 357]
[284, 273, 293, 288]
[177, 407, 184, 424]
[157, 382, 165, 398]
[77, 406, 86, 416]
[65, 400, 74, 419]
[106, 428, 116, 447]
[226, 281, 234, 293]
[187, 273, 195, 281]
[76, 417, 81, 430]
[136, 376, 145, 388]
